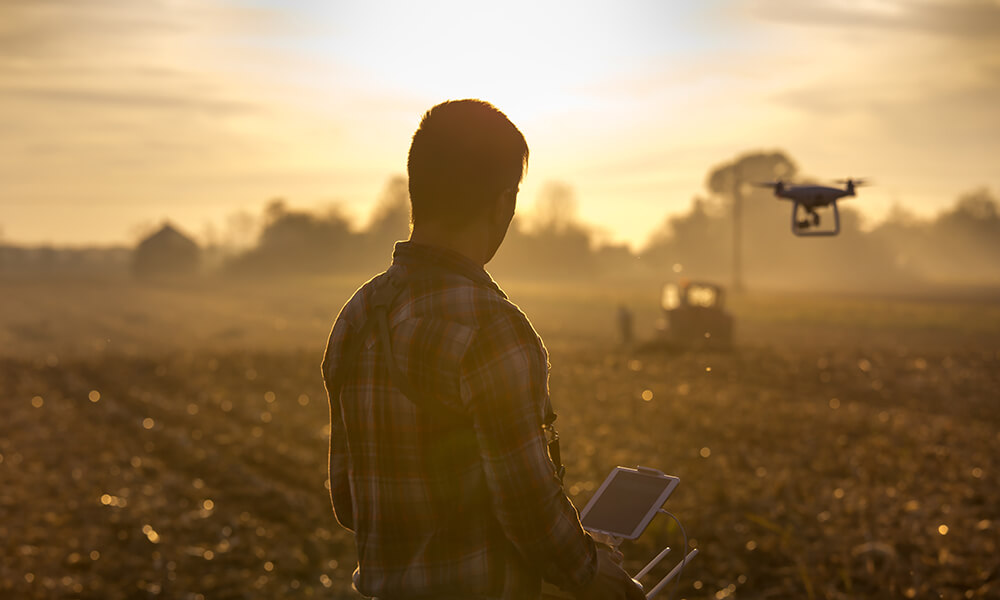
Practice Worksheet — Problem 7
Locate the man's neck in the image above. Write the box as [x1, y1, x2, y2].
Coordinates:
[408, 222, 491, 267]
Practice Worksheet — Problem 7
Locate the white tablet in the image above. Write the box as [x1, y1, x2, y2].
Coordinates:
[579, 466, 680, 540]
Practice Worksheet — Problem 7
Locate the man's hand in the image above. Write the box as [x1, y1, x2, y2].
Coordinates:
[576, 547, 645, 600]
[588, 532, 624, 565]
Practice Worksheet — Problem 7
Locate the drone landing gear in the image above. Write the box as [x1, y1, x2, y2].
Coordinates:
[797, 211, 822, 229]
[792, 201, 840, 237]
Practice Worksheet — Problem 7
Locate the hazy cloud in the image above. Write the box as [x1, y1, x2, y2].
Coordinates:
[747, 0, 1000, 39]
[0, 0, 282, 55]
[3, 85, 254, 114]
[753, 0, 1000, 184]
[0, 0, 284, 108]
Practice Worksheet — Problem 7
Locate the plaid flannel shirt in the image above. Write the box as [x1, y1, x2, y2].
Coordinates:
[322, 241, 597, 599]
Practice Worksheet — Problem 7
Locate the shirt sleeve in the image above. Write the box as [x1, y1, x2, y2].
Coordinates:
[322, 317, 356, 533]
[459, 309, 598, 592]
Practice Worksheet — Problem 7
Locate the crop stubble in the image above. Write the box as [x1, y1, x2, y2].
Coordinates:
[1, 278, 998, 599]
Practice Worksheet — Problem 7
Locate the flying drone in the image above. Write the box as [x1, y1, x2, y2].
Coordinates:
[755, 178, 868, 237]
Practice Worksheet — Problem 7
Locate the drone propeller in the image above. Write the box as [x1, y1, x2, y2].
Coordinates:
[753, 180, 783, 189]
[835, 177, 870, 186]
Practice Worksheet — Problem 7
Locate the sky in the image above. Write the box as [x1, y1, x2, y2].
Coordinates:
[1, 0, 998, 249]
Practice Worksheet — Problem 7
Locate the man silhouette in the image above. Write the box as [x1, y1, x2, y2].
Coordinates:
[323, 99, 643, 600]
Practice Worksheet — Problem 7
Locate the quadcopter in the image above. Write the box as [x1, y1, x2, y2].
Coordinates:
[755, 178, 868, 237]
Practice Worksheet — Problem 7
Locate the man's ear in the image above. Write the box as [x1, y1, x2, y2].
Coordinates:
[492, 187, 517, 225]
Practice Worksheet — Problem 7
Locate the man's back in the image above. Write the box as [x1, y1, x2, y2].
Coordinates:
[322, 99, 643, 600]
[323, 242, 595, 599]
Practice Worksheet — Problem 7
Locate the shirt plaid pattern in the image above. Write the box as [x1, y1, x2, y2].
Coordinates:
[323, 241, 597, 599]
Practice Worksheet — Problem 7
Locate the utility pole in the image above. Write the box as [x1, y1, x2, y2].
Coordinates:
[732, 165, 744, 292]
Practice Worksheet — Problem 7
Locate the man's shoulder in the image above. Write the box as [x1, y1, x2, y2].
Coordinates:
[407, 272, 529, 330]
[331, 268, 537, 346]
[336, 275, 381, 326]
[427, 279, 545, 362]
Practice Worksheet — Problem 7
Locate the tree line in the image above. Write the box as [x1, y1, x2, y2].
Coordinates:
[2, 149, 997, 291]
[221, 151, 1000, 291]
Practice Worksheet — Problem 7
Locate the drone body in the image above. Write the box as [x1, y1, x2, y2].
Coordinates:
[757, 178, 867, 237]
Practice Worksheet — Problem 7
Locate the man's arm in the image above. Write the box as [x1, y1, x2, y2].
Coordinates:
[322, 318, 355, 532]
[459, 310, 597, 592]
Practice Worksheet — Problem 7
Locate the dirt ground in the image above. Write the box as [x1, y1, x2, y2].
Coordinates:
[1, 275, 998, 599]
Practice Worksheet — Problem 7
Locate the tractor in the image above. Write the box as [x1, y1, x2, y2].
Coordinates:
[654, 280, 733, 350]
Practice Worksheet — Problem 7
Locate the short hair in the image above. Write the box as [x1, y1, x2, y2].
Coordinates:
[407, 99, 528, 227]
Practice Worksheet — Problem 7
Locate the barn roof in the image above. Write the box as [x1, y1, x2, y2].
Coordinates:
[137, 223, 199, 251]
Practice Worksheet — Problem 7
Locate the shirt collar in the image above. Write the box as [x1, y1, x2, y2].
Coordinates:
[391, 240, 503, 294]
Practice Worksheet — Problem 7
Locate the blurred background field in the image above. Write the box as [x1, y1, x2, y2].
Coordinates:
[1, 274, 998, 599]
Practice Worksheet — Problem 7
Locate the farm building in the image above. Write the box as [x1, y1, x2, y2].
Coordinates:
[133, 223, 200, 279]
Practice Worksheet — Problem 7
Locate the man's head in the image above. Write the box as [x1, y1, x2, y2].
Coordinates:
[407, 99, 528, 236]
